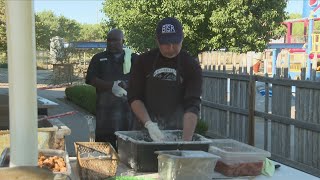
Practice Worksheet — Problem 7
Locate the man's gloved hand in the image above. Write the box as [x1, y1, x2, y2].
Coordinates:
[118, 80, 128, 90]
[144, 120, 165, 142]
[112, 80, 127, 97]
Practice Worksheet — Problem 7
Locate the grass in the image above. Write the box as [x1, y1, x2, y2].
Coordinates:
[195, 119, 209, 136]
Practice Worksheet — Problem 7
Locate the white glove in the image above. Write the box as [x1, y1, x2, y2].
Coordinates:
[112, 80, 127, 97]
[145, 120, 165, 142]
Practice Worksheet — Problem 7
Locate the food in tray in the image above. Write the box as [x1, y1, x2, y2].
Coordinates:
[215, 161, 263, 176]
[38, 153, 67, 173]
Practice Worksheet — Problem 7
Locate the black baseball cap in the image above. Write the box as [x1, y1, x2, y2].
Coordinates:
[156, 17, 183, 44]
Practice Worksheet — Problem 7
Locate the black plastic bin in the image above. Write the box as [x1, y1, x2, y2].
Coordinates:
[115, 130, 212, 172]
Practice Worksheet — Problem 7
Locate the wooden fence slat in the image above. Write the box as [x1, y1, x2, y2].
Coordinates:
[248, 70, 255, 145]
[306, 89, 313, 166]
[232, 80, 238, 140]
[238, 81, 243, 142]
[302, 88, 308, 164]
[217, 78, 221, 135]
[222, 78, 227, 136]
[294, 87, 299, 162]
[232, 53, 236, 74]
[312, 90, 319, 168]
[223, 53, 226, 73]
[241, 81, 246, 143]
[244, 80, 249, 143]
[271, 85, 277, 155]
[214, 77, 218, 132]
[232, 80, 237, 139]
[264, 73, 270, 151]
[230, 80, 235, 139]
[231, 80, 238, 140]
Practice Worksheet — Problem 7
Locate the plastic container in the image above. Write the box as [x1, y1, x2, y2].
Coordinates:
[38, 149, 72, 180]
[156, 150, 220, 180]
[74, 142, 119, 180]
[0, 118, 71, 153]
[0, 148, 71, 180]
[209, 139, 271, 177]
[115, 130, 212, 172]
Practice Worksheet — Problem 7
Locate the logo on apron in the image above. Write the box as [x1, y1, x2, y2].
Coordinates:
[153, 67, 177, 81]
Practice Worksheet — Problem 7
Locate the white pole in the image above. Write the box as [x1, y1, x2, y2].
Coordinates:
[5, 0, 38, 166]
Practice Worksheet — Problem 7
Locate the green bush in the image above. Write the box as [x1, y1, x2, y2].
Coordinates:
[65, 85, 96, 115]
[195, 119, 208, 136]
[0, 62, 7, 68]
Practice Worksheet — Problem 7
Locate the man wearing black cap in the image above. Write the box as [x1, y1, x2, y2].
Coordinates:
[128, 17, 202, 141]
[86, 29, 137, 148]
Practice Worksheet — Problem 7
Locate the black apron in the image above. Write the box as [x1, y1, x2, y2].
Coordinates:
[144, 52, 184, 130]
[95, 53, 132, 135]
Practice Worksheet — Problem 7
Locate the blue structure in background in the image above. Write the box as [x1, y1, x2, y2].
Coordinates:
[64, 42, 107, 49]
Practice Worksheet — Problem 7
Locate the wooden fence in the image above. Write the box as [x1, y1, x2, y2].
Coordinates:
[199, 51, 320, 177]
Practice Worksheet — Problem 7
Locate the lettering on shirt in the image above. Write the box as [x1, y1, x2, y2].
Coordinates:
[153, 68, 177, 81]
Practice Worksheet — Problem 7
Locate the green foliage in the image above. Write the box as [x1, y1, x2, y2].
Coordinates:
[56, 16, 81, 42]
[195, 119, 208, 136]
[0, 62, 7, 68]
[209, 0, 287, 53]
[35, 10, 107, 51]
[35, 11, 81, 50]
[102, 0, 287, 55]
[35, 11, 58, 50]
[65, 85, 96, 115]
[0, 0, 6, 53]
[79, 23, 105, 41]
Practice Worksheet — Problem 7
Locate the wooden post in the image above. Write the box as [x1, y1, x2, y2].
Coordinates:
[264, 73, 270, 150]
[248, 74, 255, 145]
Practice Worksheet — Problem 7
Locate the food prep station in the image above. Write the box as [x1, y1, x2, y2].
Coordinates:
[70, 130, 274, 180]
[1, 124, 317, 180]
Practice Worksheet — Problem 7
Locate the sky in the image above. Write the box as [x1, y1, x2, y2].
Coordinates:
[286, 0, 303, 14]
[34, 0, 105, 24]
[34, 0, 305, 24]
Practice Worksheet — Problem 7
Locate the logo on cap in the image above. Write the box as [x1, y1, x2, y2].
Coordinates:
[162, 24, 176, 34]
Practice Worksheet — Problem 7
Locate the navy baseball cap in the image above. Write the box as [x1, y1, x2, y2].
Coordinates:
[156, 17, 183, 44]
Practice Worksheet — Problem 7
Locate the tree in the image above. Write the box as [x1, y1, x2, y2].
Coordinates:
[56, 16, 81, 42]
[79, 24, 105, 41]
[102, 0, 287, 55]
[35, 11, 60, 50]
[0, 0, 6, 53]
[35, 11, 81, 50]
[209, 0, 287, 53]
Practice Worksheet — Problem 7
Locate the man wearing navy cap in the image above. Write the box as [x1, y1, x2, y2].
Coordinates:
[128, 17, 202, 141]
